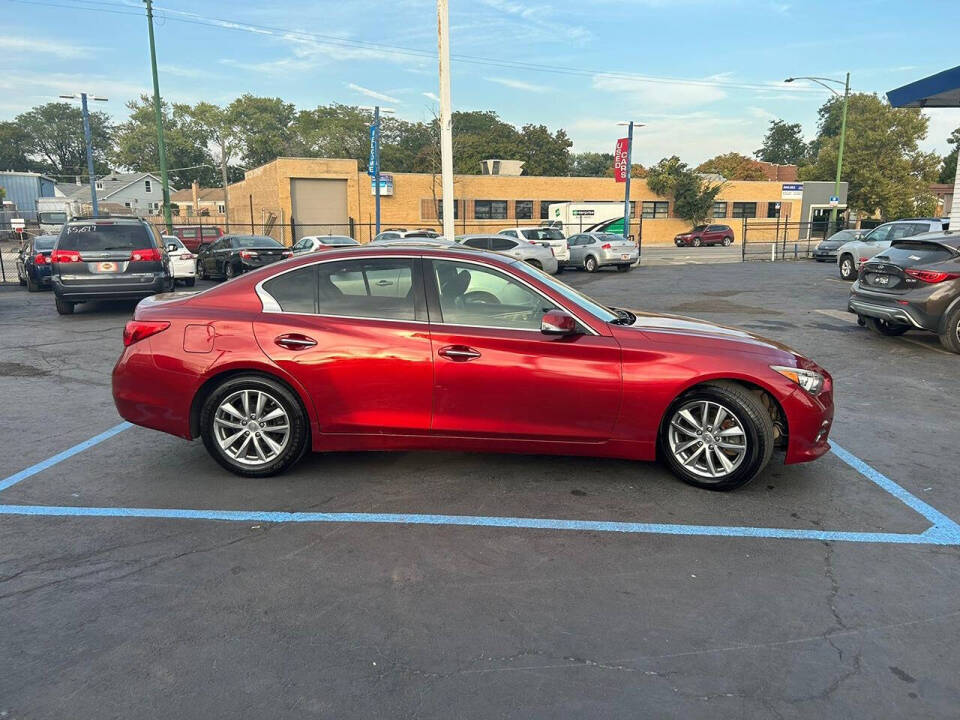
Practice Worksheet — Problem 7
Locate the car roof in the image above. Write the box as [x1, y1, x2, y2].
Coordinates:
[897, 230, 960, 247]
[66, 216, 144, 224]
[457, 234, 507, 240]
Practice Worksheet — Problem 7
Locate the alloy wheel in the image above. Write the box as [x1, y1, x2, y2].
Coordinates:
[213, 389, 290, 467]
[667, 400, 747, 480]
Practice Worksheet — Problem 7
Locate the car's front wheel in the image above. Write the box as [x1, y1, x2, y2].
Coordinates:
[200, 375, 309, 477]
[839, 254, 857, 280]
[866, 317, 909, 337]
[692, 238, 702, 247]
[660, 381, 775, 491]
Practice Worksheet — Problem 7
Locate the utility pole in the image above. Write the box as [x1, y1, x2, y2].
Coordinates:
[374, 106, 381, 234]
[436, 0, 455, 241]
[144, 0, 172, 232]
[60, 93, 107, 217]
[832, 72, 851, 227]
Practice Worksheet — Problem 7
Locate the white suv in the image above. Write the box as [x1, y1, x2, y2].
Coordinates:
[836, 218, 949, 280]
[498, 227, 570, 263]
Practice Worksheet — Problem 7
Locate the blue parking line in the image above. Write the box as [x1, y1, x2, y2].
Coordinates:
[0, 504, 956, 545]
[0, 422, 132, 493]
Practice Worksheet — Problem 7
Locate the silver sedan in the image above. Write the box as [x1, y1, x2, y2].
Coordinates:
[566, 232, 639, 272]
[456, 234, 559, 274]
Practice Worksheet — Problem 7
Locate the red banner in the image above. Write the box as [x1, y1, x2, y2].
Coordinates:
[613, 137, 630, 183]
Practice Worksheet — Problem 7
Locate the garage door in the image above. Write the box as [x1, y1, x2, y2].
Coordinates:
[290, 178, 349, 241]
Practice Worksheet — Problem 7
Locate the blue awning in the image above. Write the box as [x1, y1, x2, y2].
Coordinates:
[887, 65, 960, 108]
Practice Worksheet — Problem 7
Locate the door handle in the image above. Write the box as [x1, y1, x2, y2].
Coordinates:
[275, 334, 317, 350]
[374, 279, 393, 286]
[438, 345, 481, 361]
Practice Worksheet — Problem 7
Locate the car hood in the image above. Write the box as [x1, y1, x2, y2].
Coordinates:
[817, 240, 843, 249]
[610, 309, 800, 359]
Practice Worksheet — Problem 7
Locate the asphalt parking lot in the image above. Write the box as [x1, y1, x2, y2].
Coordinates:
[1, 259, 959, 719]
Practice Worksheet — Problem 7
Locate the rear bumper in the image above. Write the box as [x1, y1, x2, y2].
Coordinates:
[28, 266, 53, 284]
[847, 285, 938, 331]
[53, 275, 170, 302]
[598, 249, 639, 265]
[112, 339, 195, 439]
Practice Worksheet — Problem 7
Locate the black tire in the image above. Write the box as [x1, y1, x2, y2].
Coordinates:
[55, 296, 75, 315]
[938, 305, 960, 353]
[224, 262, 236, 280]
[692, 238, 702, 247]
[196, 259, 207, 280]
[617, 264, 631, 272]
[26, 274, 39, 292]
[866, 317, 909, 337]
[526, 259, 542, 270]
[554, 265, 564, 273]
[18, 267, 26, 286]
[200, 374, 309, 478]
[659, 381, 775, 491]
[839, 254, 857, 281]
[184, 277, 196, 287]
[722, 236, 733, 247]
[584, 255, 599, 273]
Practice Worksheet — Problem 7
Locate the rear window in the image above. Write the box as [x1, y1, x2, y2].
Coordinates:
[881, 241, 958, 266]
[324, 237, 358, 246]
[521, 228, 564, 241]
[234, 236, 281, 249]
[58, 223, 152, 251]
[34, 237, 57, 250]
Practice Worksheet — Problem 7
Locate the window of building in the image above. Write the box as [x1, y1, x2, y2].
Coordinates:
[474, 200, 508, 220]
[712, 202, 727, 218]
[540, 201, 564, 220]
[767, 202, 782, 218]
[641, 201, 669, 219]
[515, 200, 533, 220]
[124, 202, 131, 208]
[144, 179, 152, 193]
[732, 202, 757, 218]
[436, 199, 460, 220]
[95, 181, 103, 190]
[217, 203, 225, 214]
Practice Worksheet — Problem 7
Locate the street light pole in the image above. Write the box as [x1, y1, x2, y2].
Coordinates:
[144, 0, 172, 232]
[436, 0, 455, 241]
[60, 93, 107, 218]
[374, 105, 381, 235]
[617, 121, 645, 241]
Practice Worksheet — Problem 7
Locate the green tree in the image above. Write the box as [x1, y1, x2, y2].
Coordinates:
[15, 102, 112, 177]
[517, 124, 572, 176]
[939, 126, 960, 184]
[697, 152, 766, 180]
[755, 119, 807, 165]
[0, 121, 41, 172]
[229, 94, 297, 168]
[182, 101, 247, 224]
[570, 152, 613, 176]
[800, 93, 940, 218]
[647, 155, 724, 225]
[111, 95, 216, 188]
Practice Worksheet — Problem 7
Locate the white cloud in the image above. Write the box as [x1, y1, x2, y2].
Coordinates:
[0, 35, 98, 58]
[591, 74, 728, 108]
[422, 91, 440, 102]
[477, 0, 592, 43]
[484, 77, 552, 93]
[347, 83, 401, 104]
[921, 109, 959, 155]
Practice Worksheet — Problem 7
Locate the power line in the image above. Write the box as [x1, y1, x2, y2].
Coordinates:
[3, 0, 821, 95]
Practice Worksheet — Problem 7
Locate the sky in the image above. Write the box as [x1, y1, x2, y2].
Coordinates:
[1, 0, 959, 167]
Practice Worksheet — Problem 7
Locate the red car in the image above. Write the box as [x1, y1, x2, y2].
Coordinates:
[170, 225, 224, 252]
[675, 224, 735, 247]
[112, 246, 833, 490]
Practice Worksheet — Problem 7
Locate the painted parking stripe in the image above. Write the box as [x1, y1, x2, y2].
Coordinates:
[0, 422, 132, 493]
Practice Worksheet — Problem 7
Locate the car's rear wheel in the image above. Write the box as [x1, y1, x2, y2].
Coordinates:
[584, 256, 598, 273]
[865, 317, 909, 337]
[55, 297, 75, 315]
[722, 236, 733, 247]
[17, 266, 26, 286]
[938, 305, 960, 353]
[839, 254, 857, 281]
[526, 259, 542, 270]
[196, 259, 207, 280]
[200, 375, 309, 477]
[184, 277, 196, 287]
[692, 238, 702, 247]
[660, 382, 775, 491]
[26, 274, 39, 292]
[224, 262, 236, 280]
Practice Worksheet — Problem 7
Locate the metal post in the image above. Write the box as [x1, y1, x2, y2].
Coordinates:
[437, 0, 455, 241]
[374, 105, 381, 235]
[144, 0, 172, 232]
[80, 93, 99, 217]
[831, 72, 850, 225]
[622, 121, 633, 239]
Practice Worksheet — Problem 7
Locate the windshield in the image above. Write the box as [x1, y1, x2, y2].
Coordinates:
[58, 222, 152, 251]
[235, 236, 281, 249]
[520, 228, 565, 241]
[511, 260, 618, 323]
[826, 229, 855, 243]
[39, 212, 67, 224]
[321, 236, 359, 246]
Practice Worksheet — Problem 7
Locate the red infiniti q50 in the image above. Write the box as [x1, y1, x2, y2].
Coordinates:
[112, 245, 833, 491]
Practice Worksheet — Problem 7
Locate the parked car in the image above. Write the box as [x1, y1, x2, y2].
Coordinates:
[457, 233, 558, 274]
[50, 217, 173, 315]
[170, 225, 224, 252]
[291, 235, 359, 254]
[812, 228, 866, 262]
[162, 235, 197, 287]
[112, 245, 833, 491]
[848, 233, 960, 352]
[836, 218, 949, 280]
[674, 224, 734, 247]
[15, 234, 58, 291]
[367, 236, 455, 247]
[498, 227, 570, 264]
[372, 228, 439, 242]
[566, 232, 638, 272]
[195, 234, 292, 281]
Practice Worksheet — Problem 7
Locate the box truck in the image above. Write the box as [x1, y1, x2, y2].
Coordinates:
[545, 202, 628, 237]
[36, 197, 83, 234]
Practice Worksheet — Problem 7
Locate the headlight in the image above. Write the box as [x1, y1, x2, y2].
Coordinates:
[771, 365, 824, 394]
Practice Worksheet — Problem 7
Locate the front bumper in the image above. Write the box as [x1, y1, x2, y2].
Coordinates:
[782, 385, 834, 465]
[812, 249, 837, 261]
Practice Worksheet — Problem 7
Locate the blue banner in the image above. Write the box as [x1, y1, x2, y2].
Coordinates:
[367, 124, 378, 176]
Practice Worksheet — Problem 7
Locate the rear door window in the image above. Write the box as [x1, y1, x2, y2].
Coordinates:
[462, 237, 490, 250]
[491, 237, 517, 251]
[58, 223, 152, 251]
[318, 258, 419, 321]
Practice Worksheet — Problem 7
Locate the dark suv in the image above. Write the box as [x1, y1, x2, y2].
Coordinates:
[848, 233, 960, 352]
[51, 217, 173, 315]
[674, 224, 734, 247]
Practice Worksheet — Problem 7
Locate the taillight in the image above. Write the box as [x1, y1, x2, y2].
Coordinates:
[50, 249, 81, 263]
[130, 248, 162, 262]
[282, 250, 293, 258]
[859, 257, 868, 264]
[123, 320, 170, 347]
[240, 250, 259, 259]
[601, 243, 612, 249]
[905, 269, 960, 283]
[34, 254, 48, 265]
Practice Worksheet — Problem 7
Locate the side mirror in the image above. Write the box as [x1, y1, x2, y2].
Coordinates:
[541, 309, 578, 335]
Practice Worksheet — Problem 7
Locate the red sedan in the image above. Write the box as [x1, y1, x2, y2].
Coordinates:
[112, 246, 833, 490]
